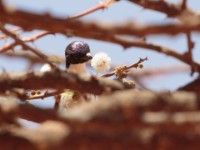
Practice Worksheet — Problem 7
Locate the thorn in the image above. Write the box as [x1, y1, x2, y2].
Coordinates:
[181, 0, 187, 10]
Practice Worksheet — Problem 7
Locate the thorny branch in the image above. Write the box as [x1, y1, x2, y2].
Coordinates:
[0, 2, 199, 74]
[17, 90, 63, 101]
[68, 0, 116, 20]
[0, 1, 199, 96]
[15, 90, 200, 123]
[128, 0, 183, 17]
[0, 31, 50, 53]
[102, 57, 148, 78]
[110, 37, 200, 72]
[0, 26, 20, 39]
[0, 69, 125, 96]
[0, 26, 56, 68]
[0, 3, 200, 37]
[185, 32, 195, 75]
[1, 91, 200, 150]
[181, 0, 187, 10]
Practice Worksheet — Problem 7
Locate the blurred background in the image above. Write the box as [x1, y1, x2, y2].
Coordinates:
[1, 0, 200, 108]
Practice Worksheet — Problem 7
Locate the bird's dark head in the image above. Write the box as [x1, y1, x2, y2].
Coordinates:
[65, 41, 92, 68]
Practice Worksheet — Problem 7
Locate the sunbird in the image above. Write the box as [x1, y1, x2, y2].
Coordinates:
[57, 41, 93, 111]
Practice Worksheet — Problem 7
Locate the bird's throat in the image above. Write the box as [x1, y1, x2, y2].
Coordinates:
[68, 63, 87, 74]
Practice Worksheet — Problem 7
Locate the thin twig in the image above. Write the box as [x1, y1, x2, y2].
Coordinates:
[181, 0, 187, 10]
[185, 32, 195, 75]
[0, 31, 50, 53]
[0, 26, 56, 68]
[0, 70, 125, 95]
[126, 57, 148, 69]
[0, 26, 20, 39]
[68, 0, 116, 20]
[102, 57, 148, 78]
[128, 0, 190, 18]
[16, 90, 63, 101]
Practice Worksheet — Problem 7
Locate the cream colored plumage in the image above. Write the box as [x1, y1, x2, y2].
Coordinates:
[59, 63, 90, 111]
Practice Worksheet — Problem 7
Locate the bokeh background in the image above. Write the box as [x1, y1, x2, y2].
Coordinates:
[1, 0, 200, 108]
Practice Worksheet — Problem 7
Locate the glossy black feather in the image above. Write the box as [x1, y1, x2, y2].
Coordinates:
[65, 41, 92, 68]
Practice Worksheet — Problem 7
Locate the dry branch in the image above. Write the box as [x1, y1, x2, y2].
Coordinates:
[178, 77, 200, 93]
[0, 26, 57, 68]
[61, 90, 199, 122]
[102, 57, 147, 78]
[16, 90, 200, 124]
[0, 4, 200, 37]
[68, 0, 116, 19]
[185, 32, 195, 74]
[0, 26, 20, 39]
[1, 2, 200, 74]
[0, 31, 50, 56]
[128, 0, 191, 17]
[1, 91, 200, 150]
[0, 69, 125, 96]
[1, 4, 200, 74]
[106, 37, 200, 72]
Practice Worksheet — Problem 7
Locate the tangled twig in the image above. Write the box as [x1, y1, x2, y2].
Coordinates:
[102, 57, 148, 78]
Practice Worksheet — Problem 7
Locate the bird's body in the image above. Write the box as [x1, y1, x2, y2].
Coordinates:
[58, 63, 90, 111]
[57, 41, 93, 111]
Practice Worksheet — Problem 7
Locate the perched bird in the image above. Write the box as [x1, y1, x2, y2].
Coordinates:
[57, 41, 93, 111]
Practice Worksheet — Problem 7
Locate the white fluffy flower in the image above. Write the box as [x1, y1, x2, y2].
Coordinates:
[40, 64, 52, 72]
[91, 52, 111, 73]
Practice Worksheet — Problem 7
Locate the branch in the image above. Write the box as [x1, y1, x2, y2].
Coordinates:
[0, 9, 199, 73]
[105, 36, 200, 72]
[68, 0, 116, 20]
[185, 32, 195, 75]
[0, 70, 125, 96]
[178, 77, 200, 94]
[0, 7, 200, 37]
[1, 7, 199, 73]
[128, 0, 193, 18]
[102, 57, 147, 78]
[16, 90, 200, 123]
[0, 31, 49, 53]
[2, 90, 200, 150]
[0, 26, 57, 69]
[18, 90, 63, 101]
[181, 0, 187, 10]
[0, 26, 20, 39]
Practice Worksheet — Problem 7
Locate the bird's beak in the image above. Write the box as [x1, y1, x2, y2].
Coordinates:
[86, 52, 92, 60]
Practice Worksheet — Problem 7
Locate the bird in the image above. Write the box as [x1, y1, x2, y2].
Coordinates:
[56, 41, 93, 111]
